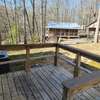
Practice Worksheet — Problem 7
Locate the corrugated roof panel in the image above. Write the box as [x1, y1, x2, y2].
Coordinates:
[47, 22, 81, 29]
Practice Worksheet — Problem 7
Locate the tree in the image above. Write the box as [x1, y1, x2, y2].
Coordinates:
[4, 0, 14, 44]
[94, 0, 100, 43]
[22, 0, 27, 44]
[13, 0, 18, 44]
[0, 0, 99, 44]
[32, 0, 35, 34]
[41, 0, 47, 43]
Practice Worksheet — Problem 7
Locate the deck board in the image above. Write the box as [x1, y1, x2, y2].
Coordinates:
[0, 64, 100, 100]
[30, 71, 50, 100]
[13, 72, 27, 100]
[37, 69, 61, 100]
[1, 74, 12, 100]
[0, 75, 3, 100]
[7, 73, 19, 100]
[32, 70, 57, 100]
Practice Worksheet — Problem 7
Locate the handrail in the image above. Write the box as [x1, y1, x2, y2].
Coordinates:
[0, 55, 54, 65]
[58, 44, 100, 63]
[0, 43, 100, 69]
[62, 71, 100, 100]
[0, 43, 56, 71]
[0, 43, 100, 63]
[0, 43, 56, 51]
[0, 43, 100, 71]
[57, 44, 100, 100]
[58, 43, 100, 77]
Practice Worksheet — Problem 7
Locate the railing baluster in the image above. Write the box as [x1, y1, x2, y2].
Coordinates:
[62, 86, 73, 100]
[0, 33, 1, 45]
[25, 46, 31, 72]
[54, 44, 59, 66]
[74, 53, 81, 78]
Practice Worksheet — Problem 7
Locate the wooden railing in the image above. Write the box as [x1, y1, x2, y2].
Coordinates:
[56, 44, 100, 100]
[0, 43, 100, 100]
[62, 71, 100, 100]
[0, 43, 56, 71]
[58, 44, 100, 77]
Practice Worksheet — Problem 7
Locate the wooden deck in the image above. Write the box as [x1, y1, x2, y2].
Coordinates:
[0, 64, 100, 100]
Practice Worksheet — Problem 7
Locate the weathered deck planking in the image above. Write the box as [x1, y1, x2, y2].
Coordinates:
[0, 64, 100, 100]
[0, 75, 3, 100]
[13, 72, 27, 100]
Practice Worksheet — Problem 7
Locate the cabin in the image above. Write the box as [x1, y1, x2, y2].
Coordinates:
[87, 21, 98, 32]
[0, 43, 100, 100]
[86, 20, 100, 38]
[47, 22, 81, 39]
[86, 20, 100, 39]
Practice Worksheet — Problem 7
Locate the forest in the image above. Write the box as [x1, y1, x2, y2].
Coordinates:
[0, 0, 98, 44]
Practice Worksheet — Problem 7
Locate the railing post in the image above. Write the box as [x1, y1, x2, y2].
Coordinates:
[54, 43, 59, 66]
[62, 86, 73, 100]
[74, 53, 81, 78]
[0, 33, 1, 45]
[25, 46, 31, 72]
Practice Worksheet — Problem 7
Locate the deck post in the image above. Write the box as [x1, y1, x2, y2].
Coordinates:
[74, 53, 81, 78]
[25, 46, 31, 72]
[62, 86, 73, 100]
[54, 43, 59, 66]
[0, 33, 1, 45]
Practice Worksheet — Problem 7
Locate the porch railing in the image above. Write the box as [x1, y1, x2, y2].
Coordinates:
[0, 43, 100, 100]
[0, 43, 56, 71]
[57, 44, 100, 100]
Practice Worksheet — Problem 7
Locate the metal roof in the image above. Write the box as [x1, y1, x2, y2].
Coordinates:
[47, 22, 81, 29]
[96, 3, 100, 9]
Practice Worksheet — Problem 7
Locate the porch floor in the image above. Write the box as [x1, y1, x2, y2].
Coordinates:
[0, 64, 100, 100]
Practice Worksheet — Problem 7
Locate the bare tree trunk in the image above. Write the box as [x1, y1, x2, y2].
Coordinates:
[23, 0, 27, 44]
[56, 5, 59, 22]
[14, 0, 18, 44]
[0, 14, 9, 39]
[32, 0, 35, 34]
[25, 8, 33, 40]
[35, 16, 39, 36]
[56, 0, 60, 22]
[17, 13, 21, 43]
[17, 2, 22, 43]
[4, 0, 14, 44]
[43, 0, 47, 43]
[41, 0, 44, 43]
[30, 0, 35, 34]
[30, 0, 40, 41]
[94, 9, 100, 43]
[41, 0, 47, 43]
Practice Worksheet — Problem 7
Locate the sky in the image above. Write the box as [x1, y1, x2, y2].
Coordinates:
[0, 0, 32, 8]
[0, 0, 79, 8]
[0, 0, 98, 10]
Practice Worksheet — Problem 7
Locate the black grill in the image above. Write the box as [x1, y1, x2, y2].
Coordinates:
[0, 51, 9, 74]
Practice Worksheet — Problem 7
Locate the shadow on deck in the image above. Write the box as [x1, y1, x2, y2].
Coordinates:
[0, 64, 100, 100]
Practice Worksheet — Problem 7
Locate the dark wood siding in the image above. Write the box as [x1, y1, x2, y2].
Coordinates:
[49, 28, 79, 37]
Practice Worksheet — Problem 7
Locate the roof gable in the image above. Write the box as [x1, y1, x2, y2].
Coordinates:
[87, 20, 98, 29]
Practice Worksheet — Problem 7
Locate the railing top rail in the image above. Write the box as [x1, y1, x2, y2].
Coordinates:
[0, 43, 56, 51]
[0, 43, 100, 63]
[58, 44, 100, 63]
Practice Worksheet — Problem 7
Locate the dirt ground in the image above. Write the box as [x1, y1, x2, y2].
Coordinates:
[71, 43, 100, 55]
